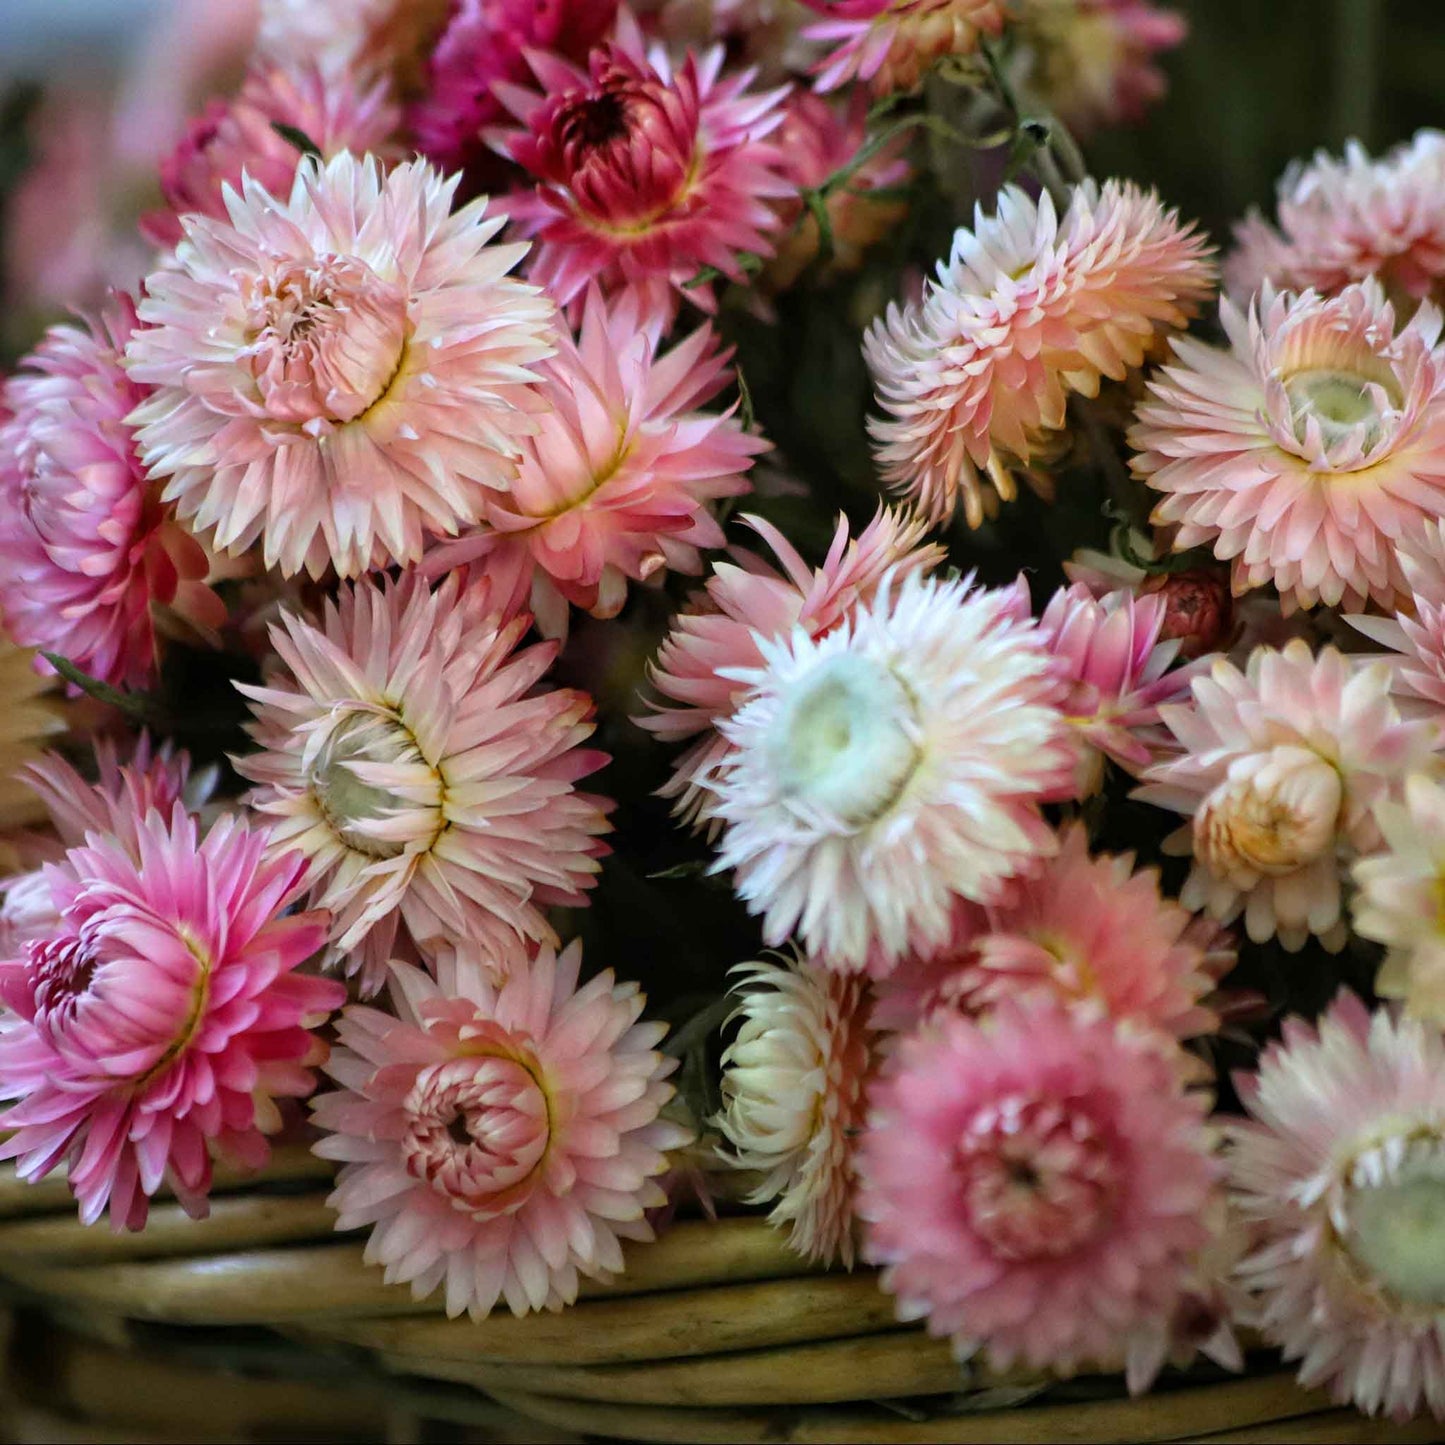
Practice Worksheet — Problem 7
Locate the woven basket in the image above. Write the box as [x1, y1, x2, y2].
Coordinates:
[0, 1148, 1435, 1445]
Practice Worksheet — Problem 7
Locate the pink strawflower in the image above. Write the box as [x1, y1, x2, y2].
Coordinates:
[640, 506, 945, 828]
[802, 0, 1005, 96]
[1131, 281, 1445, 613]
[410, 0, 619, 186]
[0, 297, 224, 690]
[1347, 523, 1445, 709]
[1039, 581, 1209, 796]
[1228, 993, 1445, 1421]
[422, 287, 763, 640]
[712, 571, 1072, 974]
[877, 823, 1219, 1040]
[312, 942, 690, 1318]
[715, 953, 875, 1266]
[124, 152, 555, 580]
[0, 807, 342, 1231]
[867, 180, 1214, 527]
[236, 570, 612, 993]
[1014, 0, 1186, 138]
[491, 13, 797, 321]
[1136, 642, 1437, 952]
[857, 1000, 1218, 1379]
[141, 63, 401, 249]
[1225, 132, 1445, 306]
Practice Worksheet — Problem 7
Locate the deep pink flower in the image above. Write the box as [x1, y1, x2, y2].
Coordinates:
[492, 13, 797, 321]
[0, 297, 224, 690]
[0, 807, 342, 1230]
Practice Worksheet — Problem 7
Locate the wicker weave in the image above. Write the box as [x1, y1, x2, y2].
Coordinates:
[0, 1149, 1436, 1445]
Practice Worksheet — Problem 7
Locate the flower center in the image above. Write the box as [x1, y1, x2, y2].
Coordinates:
[767, 653, 922, 827]
[311, 709, 444, 861]
[569, 91, 630, 152]
[241, 253, 408, 426]
[1340, 1134, 1445, 1307]
[1282, 366, 1402, 462]
[1195, 745, 1342, 883]
[401, 1054, 551, 1219]
[956, 1095, 1120, 1261]
[29, 936, 100, 1039]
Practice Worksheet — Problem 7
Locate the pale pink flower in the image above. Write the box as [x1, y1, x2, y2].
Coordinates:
[1225, 132, 1445, 306]
[715, 953, 875, 1266]
[312, 942, 690, 1318]
[857, 1000, 1218, 1379]
[1131, 281, 1445, 612]
[802, 0, 1004, 95]
[0, 297, 224, 690]
[867, 180, 1214, 527]
[876, 823, 1219, 1040]
[1352, 774, 1445, 1026]
[491, 13, 797, 321]
[236, 571, 611, 993]
[640, 507, 946, 828]
[1039, 581, 1209, 796]
[141, 63, 401, 249]
[124, 152, 555, 580]
[1136, 642, 1437, 952]
[422, 287, 763, 640]
[255, 0, 451, 85]
[712, 571, 1072, 974]
[1346, 523, 1445, 709]
[0, 807, 342, 1231]
[1228, 993, 1445, 1421]
[1014, 0, 1186, 138]
[410, 0, 619, 187]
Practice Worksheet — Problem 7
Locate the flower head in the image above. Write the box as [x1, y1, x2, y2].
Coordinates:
[236, 570, 612, 993]
[1039, 581, 1208, 796]
[715, 953, 875, 1265]
[711, 571, 1072, 974]
[492, 14, 796, 321]
[640, 506, 945, 828]
[857, 1000, 1218, 1377]
[1131, 281, 1445, 612]
[1228, 993, 1445, 1420]
[141, 63, 401, 249]
[423, 287, 763, 639]
[1136, 642, 1436, 951]
[0, 297, 223, 689]
[867, 180, 1213, 527]
[0, 807, 342, 1230]
[802, 0, 1004, 96]
[312, 942, 690, 1318]
[124, 152, 555, 580]
[1225, 132, 1445, 306]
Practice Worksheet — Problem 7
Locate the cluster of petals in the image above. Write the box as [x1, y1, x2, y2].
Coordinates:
[1038, 580, 1209, 796]
[422, 287, 763, 640]
[857, 999, 1219, 1381]
[1346, 524, 1445, 709]
[124, 152, 556, 580]
[1131, 280, 1445, 612]
[875, 823, 1219, 1041]
[710, 570, 1073, 974]
[866, 180, 1214, 527]
[141, 62, 401, 248]
[1226, 132, 1445, 306]
[1137, 641, 1437, 952]
[1352, 773, 1445, 1026]
[312, 941, 689, 1319]
[1013, 0, 1186, 138]
[802, 0, 1004, 96]
[410, 0, 619, 186]
[0, 806, 342, 1231]
[1228, 993, 1445, 1420]
[491, 13, 796, 322]
[715, 952, 874, 1265]
[236, 570, 612, 994]
[0, 296, 223, 689]
[640, 506, 944, 828]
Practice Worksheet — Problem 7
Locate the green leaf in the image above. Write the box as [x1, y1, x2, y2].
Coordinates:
[271, 121, 322, 158]
[40, 653, 161, 722]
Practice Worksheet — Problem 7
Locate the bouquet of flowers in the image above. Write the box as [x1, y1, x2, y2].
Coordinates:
[2, 0, 1444, 1429]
